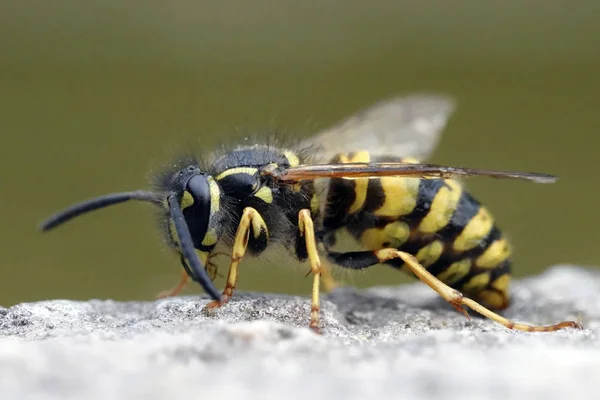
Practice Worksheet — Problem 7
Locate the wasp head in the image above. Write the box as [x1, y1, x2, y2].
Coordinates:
[39, 162, 224, 302]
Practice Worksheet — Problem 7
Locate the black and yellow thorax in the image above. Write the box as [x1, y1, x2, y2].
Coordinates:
[207, 145, 316, 249]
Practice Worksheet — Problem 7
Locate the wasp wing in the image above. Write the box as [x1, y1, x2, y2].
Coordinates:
[301, 93, 457, 163]
[279, 162, 557, 184]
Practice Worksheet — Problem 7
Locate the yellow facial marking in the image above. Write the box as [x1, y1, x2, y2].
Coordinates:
[374, 177, 420, 217]
[180, 191, 194, 210]
[415, 240, 444, 267]
[215, 167, 258, 181]
[491, 274, 511, 294]
[436, 259, 471, 285]
[340, 151, 370, 214]
[453, 207, 494, 252]
[360, 221, 410, 250]
[476, 239, 511, 269]
[418, 180, 462, 233]
[254, 186, 273, 204]
[283, 150, 300, 167]
[201, 228, 219, 246]
[207, 177, 220, 214]
[461, 273, 491, 292]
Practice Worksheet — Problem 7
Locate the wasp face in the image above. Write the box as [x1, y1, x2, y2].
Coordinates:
[169, 165, 213, 250]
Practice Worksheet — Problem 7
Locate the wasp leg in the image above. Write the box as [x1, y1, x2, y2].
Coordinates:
[205, 207, 267, 310]
[156, 269, 190, 299]
[328, 248, 583, 332]
[320, 261, 338, 293]
[156, 252, 224, 299]
[298, 209, 324, 333]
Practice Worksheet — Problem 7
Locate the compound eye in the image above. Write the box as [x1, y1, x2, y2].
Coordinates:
[183, 175, 211, 247]
[186, 175, 210, 209]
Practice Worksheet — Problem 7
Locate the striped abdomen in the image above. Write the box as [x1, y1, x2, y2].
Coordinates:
[320, 151, 511, 310]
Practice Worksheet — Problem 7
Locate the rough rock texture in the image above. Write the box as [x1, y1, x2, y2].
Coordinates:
[1, 265, 599, 400]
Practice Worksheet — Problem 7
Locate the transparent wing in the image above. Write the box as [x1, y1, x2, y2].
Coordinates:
[279, 162, 557, 184]
[302, 93, 456, 163]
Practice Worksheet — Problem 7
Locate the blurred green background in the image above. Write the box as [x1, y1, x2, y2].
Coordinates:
[1, 1, 598, 307]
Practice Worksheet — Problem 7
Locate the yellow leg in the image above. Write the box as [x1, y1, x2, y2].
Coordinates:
[320, 261, 338, 293]
[156, 269, 190, 299]
[298, 209, 323, 333]
[375, 248, 583, 332]
[205, 207, 265, 309]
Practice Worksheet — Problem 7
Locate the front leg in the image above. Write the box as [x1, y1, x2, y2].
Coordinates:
[297, 209, 323, 333]
[205, 207, 268, 309]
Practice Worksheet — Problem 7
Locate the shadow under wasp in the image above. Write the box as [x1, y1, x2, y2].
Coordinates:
[40, 94, 582, 333]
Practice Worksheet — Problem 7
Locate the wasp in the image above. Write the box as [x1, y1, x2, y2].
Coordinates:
[40, 94, 582, 333]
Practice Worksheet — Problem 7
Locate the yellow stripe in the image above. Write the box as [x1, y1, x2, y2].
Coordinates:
[341, 151, 370, 214]
[208, 177, 220, 214]
[436, 259, 471, 285]
[360, 221, 410, 250]
[461, 273, 490, 292]
[453, 207, 494, 252]
[283, 150, 300, 167]
[418, 180, 462, 234]
[215, 167, 258, 181]
[475, 239, 511, 269]
[254, 186, 273, 204]
[349, 179, 368, 214]
[415, 240, 443, 267]
[491, 274, 510, 293]
[374, 177, 420, 217]
[476, 290, 505, 309]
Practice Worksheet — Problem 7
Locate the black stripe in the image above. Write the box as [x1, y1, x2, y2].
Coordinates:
[446, 228, 505, 290]
[462, 225, 503, 261]
[402, 179, 448, 229]
[436, 190, 481, 243]
[322, 178, 356, 230]
[418, 225, 503, 279]
[360, 179, 387, 213]
[488, 258, 511, 282]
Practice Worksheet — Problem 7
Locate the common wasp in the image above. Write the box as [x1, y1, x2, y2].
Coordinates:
[40, 94, 582, 333]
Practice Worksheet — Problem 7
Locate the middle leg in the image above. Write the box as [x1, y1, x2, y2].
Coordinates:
[298, 209, 324, 333]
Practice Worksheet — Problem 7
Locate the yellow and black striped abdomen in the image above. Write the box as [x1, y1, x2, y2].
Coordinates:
[320, 151, 512, 310]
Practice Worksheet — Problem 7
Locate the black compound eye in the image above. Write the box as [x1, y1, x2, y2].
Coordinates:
[187, 175, 210, 206]
[183, 175, 211, 248]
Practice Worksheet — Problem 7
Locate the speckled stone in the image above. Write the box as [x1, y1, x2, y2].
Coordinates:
[1, 265, 598, 400]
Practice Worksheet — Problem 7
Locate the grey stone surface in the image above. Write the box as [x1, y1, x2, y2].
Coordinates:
[1, 265, 599, 400]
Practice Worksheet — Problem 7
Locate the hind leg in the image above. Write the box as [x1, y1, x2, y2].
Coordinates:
[327, 248, 582, 332]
